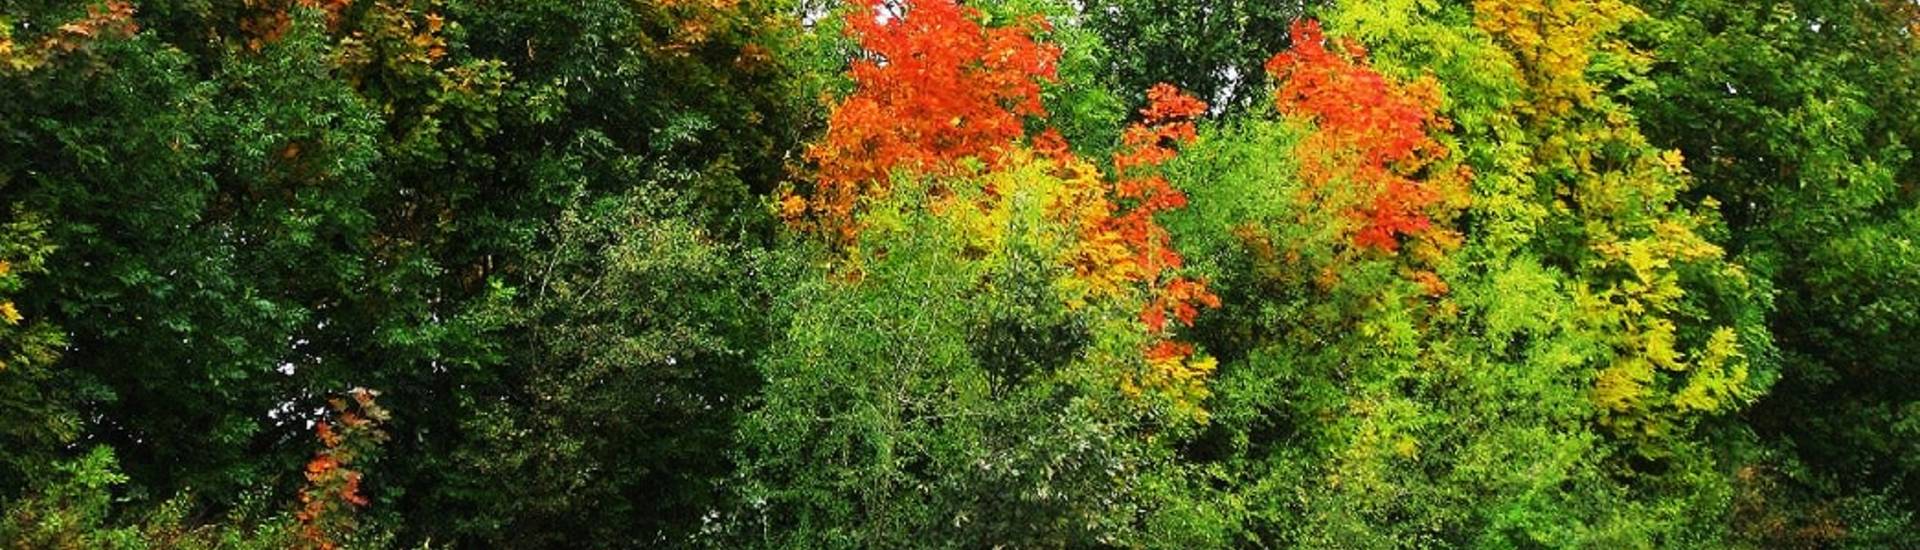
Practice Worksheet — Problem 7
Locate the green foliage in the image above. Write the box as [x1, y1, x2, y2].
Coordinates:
[1169, 110, 1695, 548]
[3, 2, 320, 500]
[733, 168, 1199, 547]
[0, 211, 73, 493]
[1157, 0, 1779, 545]
[2, 0, 810, 546]
[1628, 0, 1920, 540]
[1077, 0, 1325, 114]
[0, 446, 349, 550]
[442, 187, 794, 547]
[1, 447, 138, 548]
[0, 0, 1914, 546]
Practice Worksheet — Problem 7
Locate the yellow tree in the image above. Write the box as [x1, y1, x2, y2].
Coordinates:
[1474, 0, 1760, 440]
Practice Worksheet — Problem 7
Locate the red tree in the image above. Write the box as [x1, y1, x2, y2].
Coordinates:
[1266, 19, 1454, 252]
[796, 0, 1060, 239]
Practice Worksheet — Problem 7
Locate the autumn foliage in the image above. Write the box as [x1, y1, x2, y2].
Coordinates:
[1114, 84, 1220, 332]
[1094, 85, 1220, 411]
[0, 1, 137, 73]
[1265, 19, 1457, 252]
[5, 0, 1916, 546]
[238, 0, 355, 49]
[790, 0, 1219, 414]
[795, 0, 1060, 238]
[296, 389, 390, 550]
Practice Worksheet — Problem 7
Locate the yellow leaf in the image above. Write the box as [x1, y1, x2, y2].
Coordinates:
[0, 301, 20, 325]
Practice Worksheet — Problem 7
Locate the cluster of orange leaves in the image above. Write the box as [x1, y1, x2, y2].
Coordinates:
[795, 0, 1219, 405]
[238, 0, 450, 63]
[240, 0, 355, 50]
[2, 1, 138, 72]
[1110, 84, 1221, 332]
[1265, 20, 1457, 252]
[789, 0, 1060, 241]
[296, 388, 389, 550]
[1106, 87, 1220, 409]
[44, 1, 138, 54]
[335, 1, 451, 72]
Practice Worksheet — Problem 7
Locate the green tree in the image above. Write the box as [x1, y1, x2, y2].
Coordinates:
[2, 1, 811, 546]
[735, 172, 1205, 547]
[1077, 0, 1326, 114]
[441, 188, 794, 547]
[1630, 0, 1920, 542]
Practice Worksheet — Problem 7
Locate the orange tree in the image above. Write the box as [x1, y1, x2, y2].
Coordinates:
[737, 1, 1226, 545]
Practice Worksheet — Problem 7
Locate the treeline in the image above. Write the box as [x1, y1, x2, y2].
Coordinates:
[0, 0, 1916, 547]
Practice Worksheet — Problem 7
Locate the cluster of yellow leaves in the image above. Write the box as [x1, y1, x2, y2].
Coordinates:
[334, 1, 453, 83]
[0, 260, 18, 332]
[1590, 317, 1750, 436]
[1581, 213, 1753, 435]
[654, 0, 746, 53]
[947, 151, 1141, 307]
[1048, 157, 1141, 305]
[1472, 0, 1643, 118]
[1132, 340, 1216, 421]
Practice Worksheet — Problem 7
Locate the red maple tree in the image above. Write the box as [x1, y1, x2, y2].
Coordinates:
[1111, 84, 1220, 332]
[798, 0, 1060, 240]
[1266, 19, 1452, 252]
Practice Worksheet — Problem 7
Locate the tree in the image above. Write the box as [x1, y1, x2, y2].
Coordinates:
[1, 1, 811, 546]
[1160, 1, 1771, 544]
[0, 0, 1913, 546]
[790, 0, 1061, 240]
[440, 188, 794, 547]
[1630, 0, 1920, 542]
[1077, 0, 1327, 114]
[737, 2, 1222, 544]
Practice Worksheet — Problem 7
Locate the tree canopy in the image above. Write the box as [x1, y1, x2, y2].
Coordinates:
[1, 0, 1916, 547]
